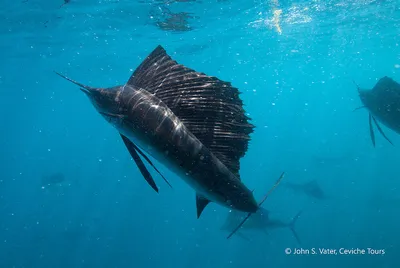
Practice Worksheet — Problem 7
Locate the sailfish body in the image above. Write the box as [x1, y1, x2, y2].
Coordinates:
[56, 45, 258, 217]
[356, 76, 400, 147]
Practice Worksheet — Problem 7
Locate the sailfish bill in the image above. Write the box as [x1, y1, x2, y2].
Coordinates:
[354, 77, 398, 147]
[227, 172, 285, 239]
[56, 45, 275, 220]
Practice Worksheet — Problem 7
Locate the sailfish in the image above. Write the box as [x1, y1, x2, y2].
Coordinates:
[354, 76, 400, 147]
[55, 45, 283, 238]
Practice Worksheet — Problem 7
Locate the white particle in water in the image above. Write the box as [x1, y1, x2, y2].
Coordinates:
[47, 149, 51, 152]
[98, 159, 102, 162]
[394, 64, 400, 68]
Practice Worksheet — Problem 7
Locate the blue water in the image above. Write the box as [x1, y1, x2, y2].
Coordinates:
[1, 0, 400, 267]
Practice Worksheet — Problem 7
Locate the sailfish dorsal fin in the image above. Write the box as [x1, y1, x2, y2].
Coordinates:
[372, 76, 400, 95]
[127, 45, 254, 179]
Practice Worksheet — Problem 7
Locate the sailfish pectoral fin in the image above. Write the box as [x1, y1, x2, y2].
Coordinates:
[128, 141, 173, 189]
[369, 113, 376, 147]
[120, 134, 159, 193]
[371, 116, 394, 146]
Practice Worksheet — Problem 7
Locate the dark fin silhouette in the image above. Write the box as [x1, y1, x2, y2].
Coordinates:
[369, 113, 376, 147]
[288, 211, 302, 245]
[371, 116, 394, 146]
[196, 195, 211, 218]
[127, 45, 254, 180]
[372, 76, 400, 95]
[227, 172, 285, 239]
[128, 142, 173, 188]
[54, 71, 94, 93]
[120, 134, 158, 193]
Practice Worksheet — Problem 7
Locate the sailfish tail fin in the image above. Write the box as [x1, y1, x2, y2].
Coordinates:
[288, 210, 302, 244]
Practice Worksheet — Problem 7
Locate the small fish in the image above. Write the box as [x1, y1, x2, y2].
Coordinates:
[354, 77, 400, 147]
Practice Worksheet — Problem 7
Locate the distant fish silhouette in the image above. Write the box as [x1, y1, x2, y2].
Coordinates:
[354, 76, 400, 147]
[283, 180, 326, 200]
[41, 172, 65, 187]
[221, 208, 302, 243]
